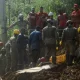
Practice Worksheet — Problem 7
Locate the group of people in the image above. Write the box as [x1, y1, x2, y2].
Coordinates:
[0, 3, 80, 76]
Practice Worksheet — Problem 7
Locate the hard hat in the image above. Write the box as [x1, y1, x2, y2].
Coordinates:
[18, 13, 23, 19]
[13, 29, 20, 35]
[78, 27, 80, 33]
[48, 12, 53, 16]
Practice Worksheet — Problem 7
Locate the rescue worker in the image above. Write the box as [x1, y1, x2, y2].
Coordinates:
[57, 10, 68, 37]
[0, 47, 6, 76]
[5, 40, 11, 72]
[9, 13, 28, 34]
[62, 20, 78, 66]
[17, 28, 28, 69]
[71, 4, 80, 28]
[28, 7, 37, 33]
[9, 29, 20, 71]
[75, 26, 80, 63]
[36, 6, 48, 31]
[29, 26, 42, 66]
[48, 12, 57, 27]
[42, 19, 58, 64]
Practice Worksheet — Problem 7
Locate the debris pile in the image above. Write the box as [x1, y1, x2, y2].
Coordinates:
[32, 64, 80, 80]
[2, 64, 80, 80]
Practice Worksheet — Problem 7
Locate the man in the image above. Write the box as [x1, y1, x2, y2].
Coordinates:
[57, 10, 68, 37]
[36, 6, 48, 31]
[42, 19, 58, 64]
[71, 4, 80, 28]
[5, 40, 11, 72]
[9, 29, 20, 71]
[0, 47, 6, 76]
[9, 13, 28, 34]
[62, 20, 78, 66]
[75, 26, 80, 63]
[29, 27, 42, 66]
[17, 28, 28, 69]
[48, 12, 57, 27]
[28, 7, 37, 33]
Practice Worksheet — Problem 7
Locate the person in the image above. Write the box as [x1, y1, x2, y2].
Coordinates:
[17, 28, 28, 69]
[9, 29, 20, 71]
[57, 10, 68, 37]
[0, 47, 6, 76]
[48, 12, 57, 27]
[5, 40, 11, 72]
[9, 13, 28, 34]
[36, 6, 48, 31]
[29, 26, 42, 66]
[75, 26, 80, 63]
[42, 19, 58, 64]
[61, 20, 78, 66]
[28, 7, 37, 33]
[71, 4, 80, 28]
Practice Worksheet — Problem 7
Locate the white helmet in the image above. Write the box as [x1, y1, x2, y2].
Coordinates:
[48, 12, 53, 16]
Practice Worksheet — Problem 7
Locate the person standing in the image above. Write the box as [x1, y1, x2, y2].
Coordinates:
[28, 7, 37, 33]
[57, 10, 68, 37]
[29, 27, 42, 66]
[71, 4, 80, 28]
[17, 28, 28, 69]
[48, 12, 57, 27]
[9, 29, 20, 71]
[36, 6, 48, 31]
[5, 40, 11, 72]
[42, 19, 58, 64]
[9, 13, 28, 34]
[0, 47, 6, 76]
[62, 20, 78, 66]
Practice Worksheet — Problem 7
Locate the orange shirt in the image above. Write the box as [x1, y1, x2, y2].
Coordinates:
[28, 12, 37, 29]
[58, 13, 67, 28]
[71, 9, 80, 28]
[36, 12, 48, 30]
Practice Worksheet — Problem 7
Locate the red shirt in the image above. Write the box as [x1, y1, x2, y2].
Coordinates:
[36, 12, 48, 30]
[58, 13, 67, 28]
[28, 12, 37, 29]
[71, 9, 80, 28]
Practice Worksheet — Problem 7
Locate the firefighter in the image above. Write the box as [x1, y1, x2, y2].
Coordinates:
[62, 20, 78, 66]
[57, 9, 68, 37]
[29, 26, 42, 67]
[42, 19, 58, 64]
[71, 4, 80, 28]
[17, 28, 28, 69]
[9, 29, 20, 71]
[36, 6, 48, 31]
[75, 26, 80, 63]
[48, 12, 57, 27]
[0, 47, 6, 76]
[9, 13, 28, 34]
[5, 40, 11, 72]
[28, 7, 37, 33]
